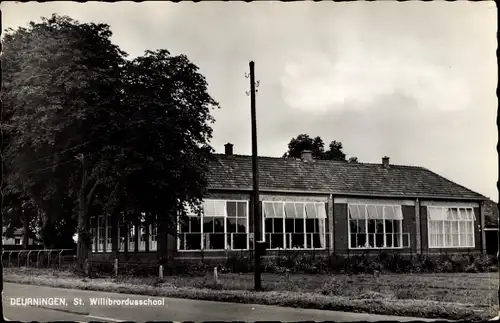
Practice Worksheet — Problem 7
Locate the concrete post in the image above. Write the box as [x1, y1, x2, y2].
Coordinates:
[114, 258, 118, 277]
[159, 265, 164, 280]
[213, 266, 219, 283]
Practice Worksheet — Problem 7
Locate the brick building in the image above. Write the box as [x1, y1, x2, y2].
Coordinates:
[91, 143, 489, 264]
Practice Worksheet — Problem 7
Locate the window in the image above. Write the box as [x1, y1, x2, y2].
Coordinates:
[106, 215, 112, 252]
[178, 200, 249, 251]
[98, 215, 105, 252]
[263, 201, 327, 250]
[117, 214, 126, 252]
[427, 206, 475, 248]
[14, 238, 21, 245]
[90, 216, 97, 251]
[150, 223, 157, 251]
[348, 204, 404, 249]
[128, 223, 136, 252]
[139, 217, 146, 251]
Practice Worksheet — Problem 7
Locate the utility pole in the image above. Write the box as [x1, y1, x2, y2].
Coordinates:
[249, 61, 262, 291]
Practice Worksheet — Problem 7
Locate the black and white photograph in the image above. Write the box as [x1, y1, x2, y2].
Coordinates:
[1, 1, 498, 322]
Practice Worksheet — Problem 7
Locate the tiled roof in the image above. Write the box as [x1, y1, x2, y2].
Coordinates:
[207, 154, 486, 200]
[483, 199, 499, 228]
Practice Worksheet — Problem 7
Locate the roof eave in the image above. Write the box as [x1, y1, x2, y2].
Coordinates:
[207, 187, 486, 201]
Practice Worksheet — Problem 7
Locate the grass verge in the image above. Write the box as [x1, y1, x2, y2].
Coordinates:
[4, 268, 498, 321]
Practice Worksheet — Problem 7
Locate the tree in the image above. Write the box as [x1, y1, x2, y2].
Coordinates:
[348, 157, 359, 163]
[284, 134, 356, 162]
[2, 14, 126, 270]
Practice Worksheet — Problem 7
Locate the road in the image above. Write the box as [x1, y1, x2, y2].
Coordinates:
[3, 283, 440, 322]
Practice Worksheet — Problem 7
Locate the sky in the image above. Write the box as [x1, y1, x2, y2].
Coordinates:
[2, 1, 498, 201]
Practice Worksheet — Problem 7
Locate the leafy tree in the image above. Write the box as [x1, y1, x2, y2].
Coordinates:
[2, 14, 126, 269]
[284, 134, 356, 162]
[348, 157, 359, 163]
[2, 15, 219, 270]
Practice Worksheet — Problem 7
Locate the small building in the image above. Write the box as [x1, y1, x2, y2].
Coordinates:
[91, 143, 490, 265]
[2, 228, 37, 249]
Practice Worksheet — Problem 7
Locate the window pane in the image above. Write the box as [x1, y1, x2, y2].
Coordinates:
[203, 201, 215, 216]
[285, 219, 294, 232]
[203, 217, 214, 233]
[289, 233, 305, 248]
[349, 220, 358, 233]
[358, 219, 366, 233]
[214, 218, 224, 233]
[263, 202, 276, 218]
[204, 233, 225, 249]
[214, 201, 226, 216]
[284, 203, 297, 218]
[350, 234, 357, 248]
[375, 220, 384, 233]
[386, 233, 393, 247]
[180, 233, 201, 250]
[394, 220, 401, 233]
[227, 202, 237, 217]
[306, 219, 316, 233]
[237, 218, 247, 233]
[385, 220, 393, 233]
[451, 221, 458, 234]
[305, 203, 317, 218]
[384, 205, 395, 219]
[265, 218, 273, 233]
[349, 205, 363, 220]
[294, 203, 305, 218]
[376, 233, 384, 247]
[368, 234, 375, 247]
[227, 218, 237, 233]
[393, 234, 400, 247]
[274, 218, 284, 233]
[367, 205, 380, 219]
[237, 202, 247, 217]
[274, 202, 285, 218]
[295, 219, 304, 232]
[191, 217, 201, 232]
[376, 205, 384, 219]
[270, 233, 284, 249]
[316, 203, 327, 219]
[357, 233, 367, 248]
[180, 217, 189, 233]
[228, 233, 247, 250]
[367, 220, 376, 233]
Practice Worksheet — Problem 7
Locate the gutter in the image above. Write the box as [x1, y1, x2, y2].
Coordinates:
[209, 187, 486, 201]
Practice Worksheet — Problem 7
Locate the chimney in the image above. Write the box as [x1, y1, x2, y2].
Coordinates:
[301, 150, 313, 162]
[382, 156, 390, 168]
[224, 143, 233, 156]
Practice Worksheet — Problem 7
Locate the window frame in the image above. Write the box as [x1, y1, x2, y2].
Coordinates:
[177, 199, 250, 252]
[347, 204, 405, 250]
[427, 206, 475, 249]
[262, 200, 327, 251]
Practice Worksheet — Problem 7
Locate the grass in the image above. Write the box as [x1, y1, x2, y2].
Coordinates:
[4, 267, 499, 321]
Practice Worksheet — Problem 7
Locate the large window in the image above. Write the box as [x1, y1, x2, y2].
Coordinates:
[178, 200, 249, 251]
[106, 215, 112, 251]
[262, 201, 327, 250]
[427, 206, 475, 248]
[348, 204, 404, 249]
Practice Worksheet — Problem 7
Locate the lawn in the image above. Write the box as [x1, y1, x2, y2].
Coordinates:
[3, 267, 499, 321]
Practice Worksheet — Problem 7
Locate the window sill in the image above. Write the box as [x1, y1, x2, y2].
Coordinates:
[178, 249, 250, 252]
[349, 247, 405, 250]
[428, 246, 475, 249]
[265, 248, 327, 251]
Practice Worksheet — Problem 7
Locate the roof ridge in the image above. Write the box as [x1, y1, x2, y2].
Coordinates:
[213, 153, 426, 169]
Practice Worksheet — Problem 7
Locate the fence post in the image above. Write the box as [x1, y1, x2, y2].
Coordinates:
[27, 250, 33, 267]
[18, 252, 21, 267]
[213, 266, 219, 283]
[58, 250, 63, 268]
[37, 251, 43, 268]
[114, 258, 118, 277]
[159, 264, 164, 280]
[47, 250, 52, 268]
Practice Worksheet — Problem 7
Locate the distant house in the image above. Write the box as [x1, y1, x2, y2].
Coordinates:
[2, 228, 37, 249]
[91, 143, 490, 264]
[483, 199, 499, 255]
